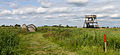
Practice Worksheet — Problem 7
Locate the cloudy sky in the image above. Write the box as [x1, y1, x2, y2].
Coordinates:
[0, 0, 120, 27]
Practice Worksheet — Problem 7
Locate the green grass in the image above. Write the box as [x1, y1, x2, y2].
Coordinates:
[0, 27, 27, 55]
[38, 27, 120, 55]
[21, 32, 76, 55]
[0, 27, 120, 55]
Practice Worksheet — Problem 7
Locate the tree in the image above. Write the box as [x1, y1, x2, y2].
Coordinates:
[107, 26, 109, 28]
[59, 24, 62, 27]
[66, 25, 69, 28]
[52, 25, 58, 27]
[15, 24, 21, 27]
[1, 25, 5, 27]
[44, 25, 48, 27]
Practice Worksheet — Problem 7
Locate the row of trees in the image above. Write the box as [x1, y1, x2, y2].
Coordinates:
[101, 26, 120, 28]
[1, 24, 21, 27]
[43, 24, 77, 28]
[1, 24, 77, 28]
[1, 24, 120, 28]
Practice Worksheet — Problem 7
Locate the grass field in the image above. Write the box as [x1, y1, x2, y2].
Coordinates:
[0, 27, 120, 55]
[0, 27, 27, 55]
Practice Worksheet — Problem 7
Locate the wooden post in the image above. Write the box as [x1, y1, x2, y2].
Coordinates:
[104, 34, 107, 53]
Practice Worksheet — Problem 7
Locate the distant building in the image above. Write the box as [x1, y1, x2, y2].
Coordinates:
[83, 15, 99, 28]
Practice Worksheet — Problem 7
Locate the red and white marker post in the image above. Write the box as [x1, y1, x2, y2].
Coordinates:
[104, 34, 107, 53]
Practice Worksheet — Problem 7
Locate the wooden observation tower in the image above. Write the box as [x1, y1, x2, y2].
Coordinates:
[83, 15, 99, 28]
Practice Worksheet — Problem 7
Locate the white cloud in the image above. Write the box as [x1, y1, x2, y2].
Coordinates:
[44, 13, 78, 19]
[38, 0, 52, 7]
[12, 8, 35, 15]
[2, 7, 46, 15]
[0, 0, 120, 27]
[0, 6, 70, 16]
[67, 0, 89, 6]
[41, 1, 52, 7]
[36, 7, 47, 13]
[96, 13, 120, 18]
[48, 7, 69, 13]
[102, 5, 114, 10]
[0, 10, 11, 15]
[38, 0, 41, 3]
[67, 0, 88, 3]
[94, 5, 115, 12]
[110, 14, 120, 17]
[97, 14, 109, 17]
[58, 14, 68, 17]
[8, 17, 19, 20]
[44, 15, 53, 18]
[21, 16, 27, 19]
[9, 3, 17, 8]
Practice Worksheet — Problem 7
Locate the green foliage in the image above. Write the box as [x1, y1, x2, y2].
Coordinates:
[21, 32, 76, 55]
[0, 27, 27, 55]
[38, 27, 120, 55]
[1, 26, 120, 55]
[15, 24, 21, 27]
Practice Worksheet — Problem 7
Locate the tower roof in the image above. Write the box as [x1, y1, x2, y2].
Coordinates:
[85, 15, 96, 19]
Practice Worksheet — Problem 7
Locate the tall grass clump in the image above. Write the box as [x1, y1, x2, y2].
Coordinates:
[0, 27, 26, 55]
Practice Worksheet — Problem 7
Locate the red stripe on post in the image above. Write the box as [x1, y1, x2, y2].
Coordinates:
[104, 34, 107, 42]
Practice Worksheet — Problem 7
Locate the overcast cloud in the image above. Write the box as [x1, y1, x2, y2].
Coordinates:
[0, 0, 120, 27]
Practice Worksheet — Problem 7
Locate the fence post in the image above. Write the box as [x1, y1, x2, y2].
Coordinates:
[104, 34, 107, 53]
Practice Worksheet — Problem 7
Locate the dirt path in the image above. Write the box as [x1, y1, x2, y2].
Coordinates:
[22, 32, 76, 55]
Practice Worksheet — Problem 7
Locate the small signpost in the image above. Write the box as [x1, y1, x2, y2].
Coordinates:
[104, 34, 107, 53]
